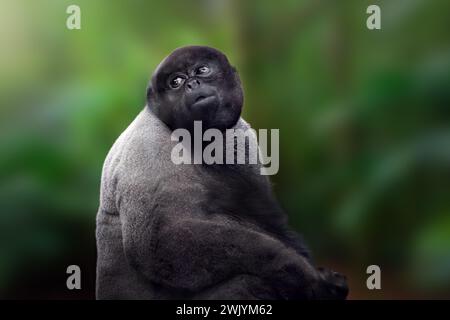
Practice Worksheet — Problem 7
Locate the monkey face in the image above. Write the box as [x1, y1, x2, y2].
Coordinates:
[147, 46, 243, 132]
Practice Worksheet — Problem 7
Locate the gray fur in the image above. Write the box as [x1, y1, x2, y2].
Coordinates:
[96, 107, 347, 299]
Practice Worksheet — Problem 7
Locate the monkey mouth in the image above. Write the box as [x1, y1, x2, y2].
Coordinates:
[195, 95, 207, 103]
[191, 95, 218, 108]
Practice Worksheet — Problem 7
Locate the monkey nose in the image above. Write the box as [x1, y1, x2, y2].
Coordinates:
[186, 79, 200, 92]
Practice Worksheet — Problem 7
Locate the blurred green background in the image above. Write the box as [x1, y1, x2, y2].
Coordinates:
[0, 0, 449, 299]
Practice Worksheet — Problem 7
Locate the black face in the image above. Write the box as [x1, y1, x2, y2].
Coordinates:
[147, 46, 243, 132]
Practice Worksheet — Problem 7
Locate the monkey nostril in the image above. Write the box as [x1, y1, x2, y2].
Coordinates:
[187, 79, 200, 90]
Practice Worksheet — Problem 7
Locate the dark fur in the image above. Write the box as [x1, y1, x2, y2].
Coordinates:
[96, 46, 348, 299]
[147, 46, 243, 132]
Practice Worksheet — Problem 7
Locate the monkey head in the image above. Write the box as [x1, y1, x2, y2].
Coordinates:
[147, 46, 244, 132]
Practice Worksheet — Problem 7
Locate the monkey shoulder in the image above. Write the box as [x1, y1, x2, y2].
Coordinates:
[100, 107, 207, 215]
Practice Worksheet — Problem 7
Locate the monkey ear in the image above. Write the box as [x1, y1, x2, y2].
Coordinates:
[231, 66, 242, 85]
[146, 84, 154, 106]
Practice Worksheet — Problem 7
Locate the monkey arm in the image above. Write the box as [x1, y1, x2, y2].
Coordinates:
[121, 201, 325, 299]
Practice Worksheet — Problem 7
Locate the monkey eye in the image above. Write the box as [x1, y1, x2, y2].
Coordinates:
[196, 65, 210, 75]
[169, 76, 185, 89]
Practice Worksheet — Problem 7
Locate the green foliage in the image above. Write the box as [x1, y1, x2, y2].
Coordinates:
[0, 0, 449, 298]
